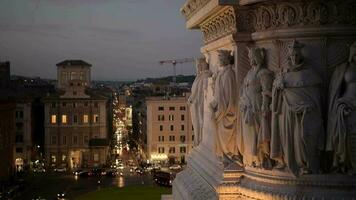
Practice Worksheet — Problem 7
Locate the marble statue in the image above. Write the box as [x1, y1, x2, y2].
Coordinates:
[209, 50, 239, 160]
[327, 42, 356, 175]
[239, 47, 273, 168]
[188, 57, 212, 146]
[270, 41, 324, 176]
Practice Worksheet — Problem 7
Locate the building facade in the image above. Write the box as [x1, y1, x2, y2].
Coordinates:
[44, 60, 109, 169]
[14, 102, 32, 172]
[0, 102, 16, 183]
[146, 95, 193, 164]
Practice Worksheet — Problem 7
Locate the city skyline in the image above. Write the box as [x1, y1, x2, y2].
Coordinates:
[0, 0, 202, 81]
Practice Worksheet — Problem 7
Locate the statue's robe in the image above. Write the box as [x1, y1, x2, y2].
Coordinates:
[271, 67, 323, 175]
[327, 63, 356, 171]
[240, 68, 273, 166]
[189, 70, 212, 146]
[212, 66, 238, 157]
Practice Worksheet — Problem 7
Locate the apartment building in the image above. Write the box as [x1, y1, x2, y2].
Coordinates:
[146, 95, 193, 164]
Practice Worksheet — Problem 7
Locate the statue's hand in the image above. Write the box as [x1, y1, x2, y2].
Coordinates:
[273, 75, 284, 90]
[209, 101, 217, 112]
[345, 107, 352, 116]
[261, 103, 269, 113]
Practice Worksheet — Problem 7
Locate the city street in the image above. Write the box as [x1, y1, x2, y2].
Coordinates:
[16, 170, 155, 200]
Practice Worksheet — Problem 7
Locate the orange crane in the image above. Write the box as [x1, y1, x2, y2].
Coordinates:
[158, 58, 195, 86]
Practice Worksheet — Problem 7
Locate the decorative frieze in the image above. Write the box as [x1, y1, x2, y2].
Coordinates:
[181, 0, 211, 20]
[200, 7, 236, 44]
[246, 0, 356, 32]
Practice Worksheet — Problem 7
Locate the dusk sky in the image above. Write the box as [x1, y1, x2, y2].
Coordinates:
[0, 0, 202, 81]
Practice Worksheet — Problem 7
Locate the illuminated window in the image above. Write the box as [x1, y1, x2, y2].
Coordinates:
[62, 155, 66, 162]
[51, 155, 56, 163]
[51, 115, 57, 124]
[83, 115, 89, 123]
[62, 115, 67, 124]
[93, 153, 99, 162]
[93, 114, 99, 123]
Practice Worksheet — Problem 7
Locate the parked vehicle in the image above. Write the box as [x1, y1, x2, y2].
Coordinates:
[117, 163, 124, 170]
[54, 167, 67, 172]
[89, 168, 103, 176]
[77, 170, 90, 177]
[153, 170, 175, 187]
[153, 164, 161, 170]
[169, 164, 182, 171]
[57, 192, 66, 200]
[33, 167, 46, 173]
[135, 168, 143, 175]
[105, 169, 118, 177]
[73, 169, 83, 175]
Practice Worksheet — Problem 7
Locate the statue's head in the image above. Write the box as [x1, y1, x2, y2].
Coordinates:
[349, 42, 356, 63]
[195, 57, 209, 73]
[287, 40, 304, 66]
[217, 50, 232, 67]
[247, 47, 265, 68]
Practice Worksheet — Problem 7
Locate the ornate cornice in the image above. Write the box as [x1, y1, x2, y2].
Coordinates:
[238, 0, 356, 33]
[200, 7, 237, 44]
[181, 0, 211, 21]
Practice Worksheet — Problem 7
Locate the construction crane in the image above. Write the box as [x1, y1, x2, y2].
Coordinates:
[158, 57, 195, 86]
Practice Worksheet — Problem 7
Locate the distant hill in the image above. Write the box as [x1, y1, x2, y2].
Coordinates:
[137, 75, 195, 84]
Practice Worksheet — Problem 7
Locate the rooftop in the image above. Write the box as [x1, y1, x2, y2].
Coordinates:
[56, 60, 92, 67]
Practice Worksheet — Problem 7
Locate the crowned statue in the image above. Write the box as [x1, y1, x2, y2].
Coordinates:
[270, 41, 324, 175]
[327, 42, 356, 175]
[209, 50, 240, 163]
[239, 47, 274, 168]
[188, 57, 212, 146]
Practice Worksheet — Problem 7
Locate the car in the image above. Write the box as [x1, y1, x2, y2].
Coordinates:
[135, 168, 143, 175]
[89, 168, 103, 176]
[117, 163, 124, 170]
[153, 170, 175, 187]
[33, 168, 46, 173]
[153, 164, 161, 170]
[77, 170, 90, 177]
[57, 192, 66, 200]
[169, 164, 182, 170]
[105, 169, 118, 177]
[54, 167, 67, 172]
[73, 169, 83, 175]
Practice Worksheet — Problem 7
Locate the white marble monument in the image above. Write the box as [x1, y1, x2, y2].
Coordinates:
[168, 0, 356, 199]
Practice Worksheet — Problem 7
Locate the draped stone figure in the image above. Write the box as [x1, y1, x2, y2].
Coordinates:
[209, 50, 239, 160]
[270, 41, 324, 175]
[188, 58, 212, 146]
[240, 47, 273, 168]
[327, 42, 356, 175]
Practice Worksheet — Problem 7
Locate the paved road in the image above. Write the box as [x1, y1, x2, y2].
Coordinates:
[16, 169, 155, 200]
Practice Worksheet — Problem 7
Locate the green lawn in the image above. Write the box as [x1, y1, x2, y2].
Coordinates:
[74, 186, 172, 200]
